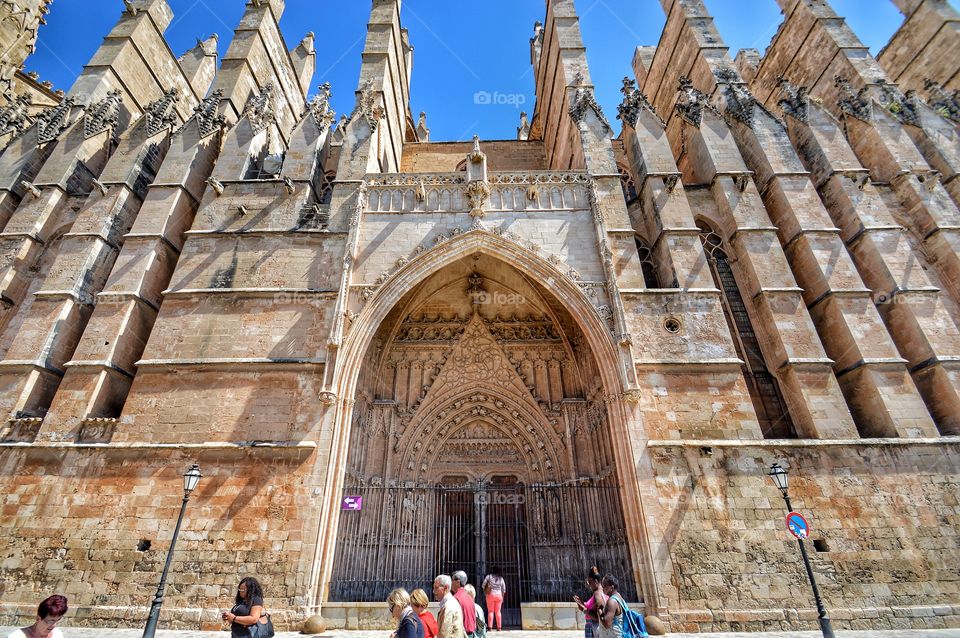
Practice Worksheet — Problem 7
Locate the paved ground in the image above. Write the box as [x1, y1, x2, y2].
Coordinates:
[2, 628, 959, 637]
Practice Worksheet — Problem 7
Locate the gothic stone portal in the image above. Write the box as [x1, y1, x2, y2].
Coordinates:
[328, 255, 637, 624]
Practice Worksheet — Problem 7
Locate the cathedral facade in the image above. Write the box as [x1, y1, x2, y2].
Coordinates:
[0, 0, 959, 633]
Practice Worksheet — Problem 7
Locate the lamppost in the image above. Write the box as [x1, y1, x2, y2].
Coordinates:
[142, 463, 202, 638]
[768, 463, 835, 638]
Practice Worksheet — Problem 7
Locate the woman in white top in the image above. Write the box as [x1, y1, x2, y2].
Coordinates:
[8, 594, 67, 638]
[481, 566, 506, 631]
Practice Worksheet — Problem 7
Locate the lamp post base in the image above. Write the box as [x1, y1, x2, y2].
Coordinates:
[818, 615, 836, 638]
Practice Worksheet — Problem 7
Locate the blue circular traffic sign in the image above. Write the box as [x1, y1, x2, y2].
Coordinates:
[786, 511, 809, 539]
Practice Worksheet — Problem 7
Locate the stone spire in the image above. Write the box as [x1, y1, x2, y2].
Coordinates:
[416, 111, 430, 142]
[517, 111, 530, 140]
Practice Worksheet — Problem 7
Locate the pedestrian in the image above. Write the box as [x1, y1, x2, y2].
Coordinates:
[221, 576, 267, 637]
[388, 588, 425, 638]
[7, 595, 67, 638]
[464, 584, 487, 638]
[573, 566, 606, 638]
[433, 574, 465, 638]
[411, 588, 440, 638]
[597, 574, 624, 638]
[451, 571, 477, 637]
[481, 566, 505, 631]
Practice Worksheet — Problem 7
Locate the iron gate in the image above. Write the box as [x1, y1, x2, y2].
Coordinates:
[328, 481, 638, 627]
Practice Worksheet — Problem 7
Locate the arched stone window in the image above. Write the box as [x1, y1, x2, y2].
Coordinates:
[634, 235, 660, 288]
[319, 170, 336, 204]
[698, 222, 796, 438]
[618, 165, 637, 203]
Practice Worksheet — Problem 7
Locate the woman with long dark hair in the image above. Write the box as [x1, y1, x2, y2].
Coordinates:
[573, 566, 605, 638]
[222, 577, 266, 637]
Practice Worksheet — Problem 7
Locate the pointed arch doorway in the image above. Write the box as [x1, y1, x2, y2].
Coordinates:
[327, 253, 638, 626]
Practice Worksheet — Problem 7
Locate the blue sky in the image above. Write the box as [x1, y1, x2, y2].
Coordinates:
[25, 0, 932, 141]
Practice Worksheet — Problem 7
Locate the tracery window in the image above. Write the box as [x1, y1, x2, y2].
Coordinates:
[618, 165, 637, 203]
[698, 222, 796, 438]
[634, 235, 660, 288]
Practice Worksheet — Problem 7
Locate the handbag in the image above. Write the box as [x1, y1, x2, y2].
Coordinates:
[248, 613, 275, 638]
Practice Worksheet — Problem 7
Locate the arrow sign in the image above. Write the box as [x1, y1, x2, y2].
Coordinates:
[786, 511, 809, 539]
[342, 496, 363, 511]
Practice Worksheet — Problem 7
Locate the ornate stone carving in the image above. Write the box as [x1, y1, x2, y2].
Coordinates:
[721, 82, 758, 126]
[675, 76, 716, 127]
[77, 417, 119, 443]
[351, 79, 385, 132]
[395, 314, 467, 343]
[924, 79, 960, 122]
[243, 82, 276, 134]
[1, 416, 42, 442]
[569, 74, 611, 131]
[180, 88, 226, 139]
[777, 77, 809, 122]
[35, 95, 76, 144]
[616, 76, 661, 128]
[466, 179, 490, 220]
[835, 75, 873, 122]
[876, 80, 921, 127]
[83, 89, 123, 139]
[307, 82, 335, 132]
[144, 87, 181, 137]
[0, 92, 31, 136]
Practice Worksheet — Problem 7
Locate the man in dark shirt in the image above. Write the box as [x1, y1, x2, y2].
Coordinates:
[451, 570, 477, 637]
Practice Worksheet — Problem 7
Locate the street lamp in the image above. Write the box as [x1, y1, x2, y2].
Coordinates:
[142, 463, 202, 638]
[768, 463, 835, 638]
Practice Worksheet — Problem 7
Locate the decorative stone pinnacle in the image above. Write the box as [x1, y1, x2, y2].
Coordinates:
[35, 95, 76, 144]
[924, 78, 960, 122]
[0, 93, 33, 136]
[876, 79, 921, 127]
[834, 75, 873, 122]
[351, 79, 385, 131]
[517, 111, 530, 140]
[181, 88, 226, 138]
[416, 111, 430, 142]
[616, 76, 660, 128]
[307, 82, 335, 132]
[675, 76, 714, 127]
[569, 76, 612, 131]
[243, 82, 276, 134]
[469, 134, 483, 164]
[722, 82, 758, 126]
[83, 89, 123, 139]
[777, 77, 809, 122]
[144, 86, 181, 137]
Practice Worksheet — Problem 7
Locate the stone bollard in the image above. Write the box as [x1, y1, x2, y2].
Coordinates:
[645, 614, 668, 635]
[303, 614, 327, 634]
